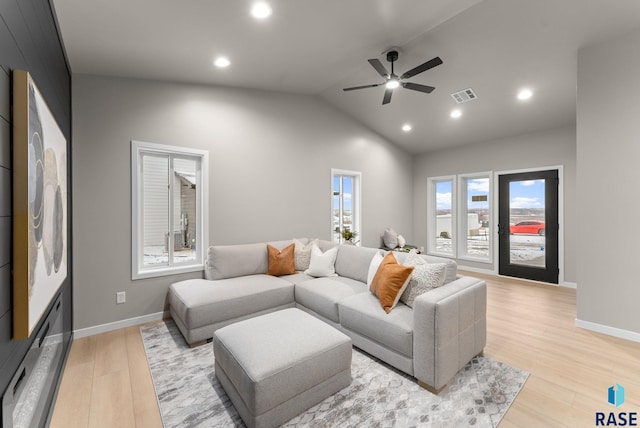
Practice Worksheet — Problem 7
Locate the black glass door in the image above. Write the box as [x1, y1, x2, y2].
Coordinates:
[498, 170, 559, 283]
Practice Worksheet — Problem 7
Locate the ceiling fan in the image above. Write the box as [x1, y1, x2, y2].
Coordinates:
[343, 50, 442, 105]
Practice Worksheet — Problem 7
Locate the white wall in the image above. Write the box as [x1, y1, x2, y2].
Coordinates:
[576, 29, 640, 338]
[413, 126, 577, 283]
[72, 74, 413, 330]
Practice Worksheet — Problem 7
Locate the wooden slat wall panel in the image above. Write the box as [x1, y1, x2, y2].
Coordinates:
[0, 68, 9, 120]
[0, 118, 9, 169]
[0, 218, 9, 267]
[0, 265, 10, 317]
[0, 0, 72, 421]
[0, 168, 10, 217]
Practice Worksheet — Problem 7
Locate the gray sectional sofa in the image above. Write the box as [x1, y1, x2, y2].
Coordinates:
[168, 238, 487, 393]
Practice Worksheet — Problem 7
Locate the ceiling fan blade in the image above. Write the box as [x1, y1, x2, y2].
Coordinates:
[368, 58, 390, 78]
[400, 56, 443, 79]
[402, 82, 436, 94]
[343, 83, 384, 91]
[382, 88, 393, 105]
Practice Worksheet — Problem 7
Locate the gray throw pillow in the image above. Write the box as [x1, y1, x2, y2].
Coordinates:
[383, 228, 398, 249]
[400, 253, 446, 307]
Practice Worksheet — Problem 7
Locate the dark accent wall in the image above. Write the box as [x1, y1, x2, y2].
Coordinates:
[0, 0, 72, 424]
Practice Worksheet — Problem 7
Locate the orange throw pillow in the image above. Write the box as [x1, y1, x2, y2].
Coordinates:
[267, 243, 296, 276]
[369, 252, 414, 313]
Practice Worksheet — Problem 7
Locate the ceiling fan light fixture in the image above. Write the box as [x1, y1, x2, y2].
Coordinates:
[402, 124, 412, 132]
[251, 2, 272, 19]
[214, 56, 231, 68]
[386, 78, 400, 89]
[517, 88, 533, 100]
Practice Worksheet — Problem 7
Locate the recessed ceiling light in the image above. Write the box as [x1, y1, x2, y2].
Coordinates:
[402, 124, 412, 132]
[251, 2, 272, 19]
[517, 88, 533, 100]
[450, 109, 462, 119]
[214, 56, 230, 68]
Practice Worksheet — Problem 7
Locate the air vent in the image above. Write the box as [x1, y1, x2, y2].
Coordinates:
[451, 88, 477, 104]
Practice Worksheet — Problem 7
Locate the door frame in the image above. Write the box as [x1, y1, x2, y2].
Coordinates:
[492, 165, 565, 284]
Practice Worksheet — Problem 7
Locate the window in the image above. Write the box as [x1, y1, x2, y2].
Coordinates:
[427, 176, 455, 256]
[459, 173, 491, 262]
[428, 173, 492, 263]
[331, 169, 361, 244]
[131, 141, 208, 279]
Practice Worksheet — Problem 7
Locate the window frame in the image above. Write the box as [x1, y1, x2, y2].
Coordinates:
[131, 140, 209, 280]
[457, 172, 492, 263]
[330, 168, 362, 244]
[427, 175, 456, 257]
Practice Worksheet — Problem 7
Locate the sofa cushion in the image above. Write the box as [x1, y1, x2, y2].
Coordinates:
[334, 245, 381, 283]
[267, 243, 296, 276]
[279, 272, 314, 285]
[328, 276, 370, 289]
[393, 251, 458, 284]
[317, 239, 338, 252]
[169, 276, 294, 328]
[295, 277, 367, 323]
[339, 292, 414, 357]
[369, 252, 414, 313]
[205, 243, 268, 280]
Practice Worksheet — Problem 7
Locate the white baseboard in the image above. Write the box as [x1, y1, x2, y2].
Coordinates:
[575, 319, 640, 343]
[73, 311, 170, 339]
[457, 266, 496, 276]
[458, 266, 577, 289]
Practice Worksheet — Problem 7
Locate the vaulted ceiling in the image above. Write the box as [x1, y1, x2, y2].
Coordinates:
[52, 0, 640, 153]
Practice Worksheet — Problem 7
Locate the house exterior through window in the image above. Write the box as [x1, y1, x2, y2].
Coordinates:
[331, 169, 361, 244]
[131, 141, 208, 279]
[427, 173, 492, 263]
[427, 176, 456, 257]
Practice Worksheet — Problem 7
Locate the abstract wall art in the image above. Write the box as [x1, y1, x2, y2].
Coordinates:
[13, 70, 67, 339]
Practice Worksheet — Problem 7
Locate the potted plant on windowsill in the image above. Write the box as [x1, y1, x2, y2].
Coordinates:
[341, 228, 358, 245]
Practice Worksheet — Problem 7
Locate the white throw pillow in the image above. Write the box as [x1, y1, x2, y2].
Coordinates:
[366, 251, 384, 287]
[294, 238, 317, 271]
[397, 234, 406, 248]
[400, 253, 447, 308]
[304, 244, 338, 277]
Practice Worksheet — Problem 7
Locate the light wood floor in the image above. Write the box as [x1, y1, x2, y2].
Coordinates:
[50, 274, 640, 427]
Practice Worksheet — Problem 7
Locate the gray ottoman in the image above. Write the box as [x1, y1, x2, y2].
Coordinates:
[213, 308, 352, 428]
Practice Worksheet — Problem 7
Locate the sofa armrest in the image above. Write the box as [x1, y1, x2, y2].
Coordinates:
[412, 276, 487, 391]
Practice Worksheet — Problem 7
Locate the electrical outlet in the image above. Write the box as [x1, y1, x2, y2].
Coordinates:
[116, 291, 126, 304]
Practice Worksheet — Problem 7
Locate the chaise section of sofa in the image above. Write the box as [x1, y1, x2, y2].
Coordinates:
[169, 275, 295, 345]
[169, 241, 300, 345]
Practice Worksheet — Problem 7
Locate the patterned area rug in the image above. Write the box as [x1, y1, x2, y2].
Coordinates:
[141, 321, 528, 428]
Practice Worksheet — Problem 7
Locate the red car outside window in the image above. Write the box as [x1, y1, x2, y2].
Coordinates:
[510, 221, 545, 235]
